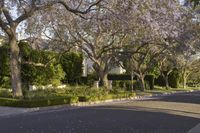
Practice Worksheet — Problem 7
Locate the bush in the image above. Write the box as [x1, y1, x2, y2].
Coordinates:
[169, 69, 180, 88]
[145, 75, 154, 90]
[155, 69, 180, 88]
[0, 76, 10, 88]
[0, 85, 136, 107]
[107, 74, 154, 90]
[155, 76, 166, 87]
[108, 74, 135, 80]
[20, 42, 65, 87]
[1, 41, 66, 88]
[79, 74, 98, 86]
[60, 52, 83, 84]
[78, 90, 136, 102]
[0, 97, 73, 108]
[0, 89, 12, 98]
[0, 45, 10, 88]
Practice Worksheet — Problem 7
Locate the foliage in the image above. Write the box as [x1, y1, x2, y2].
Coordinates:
[168, 69, 180, 88]
[0, 42, 86, 88]
[190, 0, 200, 7]
[19, 42, 65, 87]
[145, 75, 155, 90]
[0, 85, 136, 107]
[112, 80, 150, 91]
[155, 76, 166, 87]
[108, 74, 154, 90]
[0, 97, 73, 108]
[0, 45, 10, 88]
[155, 69, 180, 88]
[60, 52, 83, 84]
[79, 73, 99, 86]
[0, 89, 12, 98]
[107, 74, 134, 80]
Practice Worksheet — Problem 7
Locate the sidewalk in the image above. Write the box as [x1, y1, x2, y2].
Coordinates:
[0, 107, 37, 117]
[0, 105, 77, 117]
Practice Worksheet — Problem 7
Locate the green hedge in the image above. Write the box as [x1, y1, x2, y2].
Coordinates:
[0, 96, 78, 108]
[0, 91, 136, 107]
[169, 69, 180, 88]
[0, 45, 10, 88]
[0, 89, 12, 98]
[79, 74, 98, 86]
[78, 92, 136, 102]
[60, 52, 83, 84]
[145, 75, 154, 90]
[107, 74, 135, 80]
[0, 41, 84, 87]
[108, 74, 154, 90]
[155, 69, 180, 88]
[112, 80, 151, 91]
[19, 42, 65, 87]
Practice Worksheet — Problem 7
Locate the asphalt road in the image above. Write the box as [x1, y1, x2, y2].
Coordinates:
[0, 92, 200, 133]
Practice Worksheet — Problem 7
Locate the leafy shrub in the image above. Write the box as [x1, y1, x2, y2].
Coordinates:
[155, 69, 180, 88]
[0, 45, 10, 88]
[79, 73, 98, 86]
[169, 69, 180, 88]
[155, 76, 166, 87]
[20, 42, 65, 87]
[112, 80, 151, 91]
[108, 74, 135, 80]
[145, 75, 154, 90]
[1, 41, 65, 88]
[107, 74, 154, 90]
[0, 97, 73, 107]
[0, 89, 12, 98]
[60, 52, 83, 84]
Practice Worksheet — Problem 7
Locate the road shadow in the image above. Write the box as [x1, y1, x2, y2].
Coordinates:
[0, 105, 199, 133]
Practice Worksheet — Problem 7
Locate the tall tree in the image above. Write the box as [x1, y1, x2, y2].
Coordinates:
[175, 22, 200, 89]
[48, 8, 127, 88]
[157, 45, 181, 89]
[0, 0, 102, 97]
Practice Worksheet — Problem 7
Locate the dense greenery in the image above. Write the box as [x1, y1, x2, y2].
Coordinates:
[20, 42, 65, 87]
[0, 45, 10, 88]
[108, 74, 154, 90]
[0, 86, 136, 107]
[60, 52, 83, 84]
[0, 97, 74, 107]
[168, 69, 180, 88]
[155, 69, 181, 88]
[0, 42, 83, 88]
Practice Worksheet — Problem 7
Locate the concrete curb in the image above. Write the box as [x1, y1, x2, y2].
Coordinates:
[70, 96, 141, 106]
[0, 89, 199, 116]
[0, 107, 39, 117]
[70, 90, 199, 107]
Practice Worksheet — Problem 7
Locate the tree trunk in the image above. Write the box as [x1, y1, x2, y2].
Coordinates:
[9, 36, 23, 97]
[164, 75, 169, 90]
[182, 71, 187, 89]
[99, 71, 108, 88]
[139, 75, 145, 92]
[183, 73, 187, 89]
